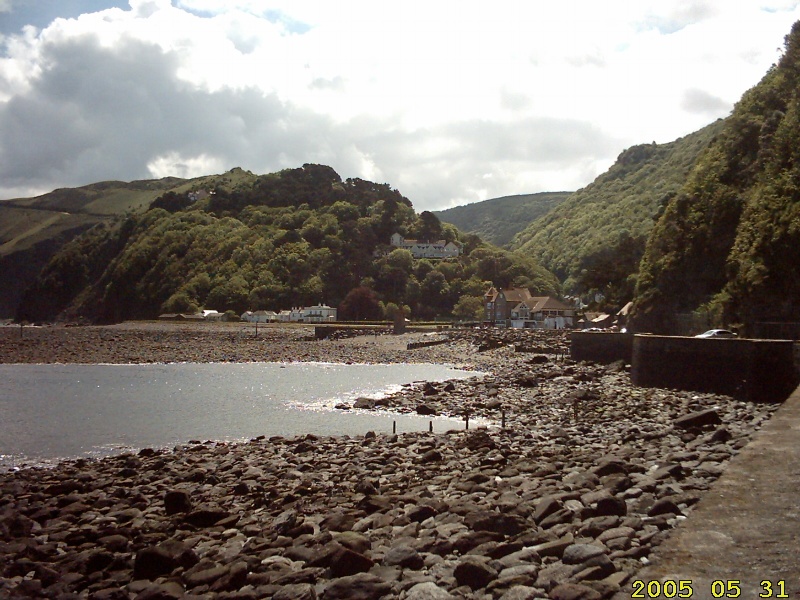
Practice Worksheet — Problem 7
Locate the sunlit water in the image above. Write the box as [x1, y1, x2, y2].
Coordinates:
[0, 362, 482, 469]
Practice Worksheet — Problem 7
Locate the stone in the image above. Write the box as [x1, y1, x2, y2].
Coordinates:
[183, 504, 230, 527]
[383, 545, 424, 569]
[465, 511, 528, 536]
[499, 586, 541, 600]
[562, 544, 606, 565]
[416, 403, 438, 416]
[273, 584, 318, 600]
[164, 490, 192, 515]
[405, 581, 456, 599]
[328, 546, 374, 578]
[320, 573, 392, 600]
[533, 496, 562, 524]
[353, 398, 376, 409]
[453, 556, 499, 590]
[549, 583, 603, 600]
[647, 498, 681, 516]
[133, 547, 178, 581]
[674, 408, 722, 429]
[595, 496, 627, 517]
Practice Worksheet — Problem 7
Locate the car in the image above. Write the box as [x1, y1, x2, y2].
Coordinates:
[695, 329, 737, 338]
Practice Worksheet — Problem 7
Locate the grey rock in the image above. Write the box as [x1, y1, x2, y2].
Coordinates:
[674, 408, 722, 429]
[273, 584, 317, 600]
[383, 545, 424, 569]
[405, 581, 456, 599]
[320, 573, 392, 600]
[562, 544, 606, 565]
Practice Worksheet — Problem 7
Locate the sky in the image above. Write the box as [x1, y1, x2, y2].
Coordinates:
[1, 1, 800, 211]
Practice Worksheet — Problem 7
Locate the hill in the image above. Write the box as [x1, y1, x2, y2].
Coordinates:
[631, 21, 800, 334]
[512, 120, 724, 309]
[433, 192, 571, 247]
[0, 176, 194, 317]
[16, 164, 559, 323]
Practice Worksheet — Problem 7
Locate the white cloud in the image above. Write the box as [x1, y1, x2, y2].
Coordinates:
[1, 0, 799, 209]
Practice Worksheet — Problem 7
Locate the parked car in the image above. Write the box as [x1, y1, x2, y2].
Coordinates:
[695, 329, 737, 338]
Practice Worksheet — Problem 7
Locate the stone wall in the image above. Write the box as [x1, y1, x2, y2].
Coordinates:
[631, 335, 797, 403]
[570, 332, 634, 364]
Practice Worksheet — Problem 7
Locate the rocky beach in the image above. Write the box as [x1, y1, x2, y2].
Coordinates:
[0, 323, 782, 599]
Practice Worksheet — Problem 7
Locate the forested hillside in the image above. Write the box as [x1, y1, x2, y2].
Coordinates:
[631, 22, 800, 333]
[433, 192, 570, 247]
[18, 165, 559, 323]
[512, 122, 723, 310]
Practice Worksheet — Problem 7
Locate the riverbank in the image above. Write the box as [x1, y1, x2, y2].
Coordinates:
[0, 324, 783, 599]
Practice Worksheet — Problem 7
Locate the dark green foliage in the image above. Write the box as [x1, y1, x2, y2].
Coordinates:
[632, 21, 800, 333]
[18, 165, 559, 323]
[513, 122, 723, 303]
[433, 192, 571, 247]
[338, 286, 383, 321]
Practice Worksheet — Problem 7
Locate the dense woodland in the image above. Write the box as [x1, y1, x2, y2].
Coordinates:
[433, 192, 571, 248]
[630, 21, 800, 333]
[511, 122, 723, 312]
[17, 165, 558, 323]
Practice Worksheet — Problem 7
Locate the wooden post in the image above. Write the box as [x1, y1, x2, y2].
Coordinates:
[393, 420, 396, 434]
[429, 421, 433, 433]
[465, 414, 469, 430]
[501, 409, 506, 429]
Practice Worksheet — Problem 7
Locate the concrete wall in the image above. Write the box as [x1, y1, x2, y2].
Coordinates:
[631, 335, 797, 403]
[570, 332, 634, 364]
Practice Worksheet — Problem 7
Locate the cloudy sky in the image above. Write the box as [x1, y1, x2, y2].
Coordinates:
[1, 1, 799, 210]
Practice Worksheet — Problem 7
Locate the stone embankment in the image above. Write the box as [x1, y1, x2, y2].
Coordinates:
[0, 324, 783, 599]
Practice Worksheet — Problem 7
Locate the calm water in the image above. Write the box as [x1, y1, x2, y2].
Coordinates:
[0, 362, 481, 469]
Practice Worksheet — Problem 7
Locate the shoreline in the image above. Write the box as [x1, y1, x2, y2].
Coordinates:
[0, 323, 783, 599]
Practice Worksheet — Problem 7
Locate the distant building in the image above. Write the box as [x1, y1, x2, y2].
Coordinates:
[378, 232, 460, 259]
[241, 310, 278, 323]
[243, 305, 337, 323]
[302, 304, 337, 322]
[484, 287, 574, 329]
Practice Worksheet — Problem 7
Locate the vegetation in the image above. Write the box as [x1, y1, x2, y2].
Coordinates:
[18, 165, 559, 323]
[433, 192, 571, 247]
[512, 123, 723, 311]
[631, 21, 800, 333]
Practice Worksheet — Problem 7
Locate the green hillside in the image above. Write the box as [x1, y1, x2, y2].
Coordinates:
[631, 21, 800, 334]
[17, 165, 559, 323]
[433, 192, 571, 247]
[512, 121, 723, 309]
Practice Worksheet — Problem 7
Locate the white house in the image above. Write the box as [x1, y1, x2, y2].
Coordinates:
[202, 309, 224, 321]
[386, 233, 460, 259]
[241, 310, 278, 323]
[302, 304, 337, 322]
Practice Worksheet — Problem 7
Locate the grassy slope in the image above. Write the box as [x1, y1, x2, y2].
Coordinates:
[433, 192, 571, 247]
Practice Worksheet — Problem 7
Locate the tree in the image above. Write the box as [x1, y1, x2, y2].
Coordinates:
[338, 286, 383, 321]
[453, 295, 484, 321]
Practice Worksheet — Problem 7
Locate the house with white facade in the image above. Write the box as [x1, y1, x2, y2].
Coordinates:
[386, 233, 460, 259]
[302, 304, 337, 322]
[241, 310, 278, 323]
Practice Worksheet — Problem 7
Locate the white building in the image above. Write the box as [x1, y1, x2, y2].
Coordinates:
[241, 310, 278, 323]
[387, 232, 460, 259]
[302, 304, 337, 322]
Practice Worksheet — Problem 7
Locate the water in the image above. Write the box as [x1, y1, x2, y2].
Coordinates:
[0, 362, 482, 469]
